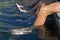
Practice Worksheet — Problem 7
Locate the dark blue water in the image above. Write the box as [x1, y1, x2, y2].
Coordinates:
[0, 32, 43, 40]
[0, 0, 43, 40]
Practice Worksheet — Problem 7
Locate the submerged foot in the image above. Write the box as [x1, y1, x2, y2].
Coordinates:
[16, 3, 28, 13]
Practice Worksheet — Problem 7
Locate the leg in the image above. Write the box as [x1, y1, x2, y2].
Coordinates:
[35, 2, 46, 15]
[31, 0, 55, 11]
[33, 2, 60, 39]
[34, 2, 60, 27]
[16, 1, 45, 13]
[33, 2, 47, 39]
[31, 1, 46, 11]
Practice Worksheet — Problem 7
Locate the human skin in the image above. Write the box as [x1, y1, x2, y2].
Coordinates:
[31, 1, 46, 11]
[34, 2, 60, 27]
[16, 2, 60, 27]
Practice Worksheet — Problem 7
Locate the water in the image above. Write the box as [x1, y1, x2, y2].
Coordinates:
[0, 32, 43, 40]
[0, 0, 43, 40]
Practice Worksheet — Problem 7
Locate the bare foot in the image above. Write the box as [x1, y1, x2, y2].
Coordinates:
[16, 3, 27, 13]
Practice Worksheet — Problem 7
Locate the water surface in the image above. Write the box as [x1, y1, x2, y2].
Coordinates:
[0, 0, 42, 40]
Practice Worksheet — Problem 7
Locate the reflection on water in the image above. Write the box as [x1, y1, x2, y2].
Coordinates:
[0, 32, 43, 40]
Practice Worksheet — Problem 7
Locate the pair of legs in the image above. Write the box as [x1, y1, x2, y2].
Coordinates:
[16, 1, 40, 13]
[16, 0, 56, 12]
[16, 1, 60, 39]
[16, 1, 47, 17]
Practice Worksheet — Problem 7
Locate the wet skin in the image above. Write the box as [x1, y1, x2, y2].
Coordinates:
[34, 2, 60, 27]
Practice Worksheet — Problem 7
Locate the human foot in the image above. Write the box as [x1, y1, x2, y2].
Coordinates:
[16, 3, 27, 13]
